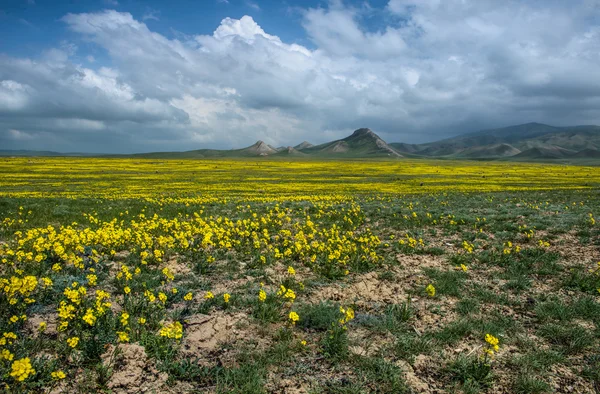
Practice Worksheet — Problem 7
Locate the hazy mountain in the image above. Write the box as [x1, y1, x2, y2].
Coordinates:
[125, 140, 279, 158]
[512, 146, 576, 159]
[294, 141, 314, 150]
[0, 150, 94, 157]
[450, 143, 522, 159]
[272, 146, 307, 157]
[391, 123, 600, 160]
[301, 128, 402, 157]
[6, 123, 600, 161]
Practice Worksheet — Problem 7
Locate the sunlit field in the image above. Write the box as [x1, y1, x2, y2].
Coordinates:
[1, 157, 600, 393]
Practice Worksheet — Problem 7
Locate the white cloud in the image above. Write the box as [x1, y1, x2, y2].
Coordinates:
[246, 1, 260, 11]
[142, 9, 160, 21]
[7, 129, 33, 141]
[2, 2, 600, 153]
[303, 5, 406, 59]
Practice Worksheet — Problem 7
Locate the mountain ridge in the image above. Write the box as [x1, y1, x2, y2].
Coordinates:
[3, 123, 600, 161]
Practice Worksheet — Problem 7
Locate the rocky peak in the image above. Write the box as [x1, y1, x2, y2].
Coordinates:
[350, 128, 376, 138]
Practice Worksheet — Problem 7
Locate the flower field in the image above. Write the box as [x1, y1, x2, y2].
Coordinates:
[1, 157, 600, 393]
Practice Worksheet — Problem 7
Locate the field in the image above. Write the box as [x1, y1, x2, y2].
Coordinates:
[1, 157, 600, 393]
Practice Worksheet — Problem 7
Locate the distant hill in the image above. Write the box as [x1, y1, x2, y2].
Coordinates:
[391, 123, 600, 161]
[571, 148, 600, 159]
[300, 128, 402, 157]
[512, 146, 575, 160]
[6, 123, 600, 162]
[294, 141, 313, 150]
[451, 143, 522, 159]
[272, 146, 307, 157]
[128, 128, 402, 159]
[0, 150, 93, 157]
[127, 140, 279, 159]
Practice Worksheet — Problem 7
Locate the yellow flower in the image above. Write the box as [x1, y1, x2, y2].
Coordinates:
[300, 340, 307, 346]
[460, 264, 468, 272]
[120, 312, 129, 326]
[183, 292, 193, 301]
[66, 337, 79, 348]
[51, 370, 66, 380]
[86, 274, 97, 286]
[204, 291, 214, 300]
[289, 311, 300, 324]
[82, 308, 97, 326]
[161, 266, 174, 281]
[10, 358, 35, 381]
[138, 317, 146, 325]
[344, 307, 355, 321]
[158, 292, 167, 303]
[1, 349, 14, 361]
[223, 293, 231, 303]
[124, 286, 131, 294]
[171, 288, 178, 294]
[485, 333, 500, 353]
[38, 322, 47, 332]
[117, 331, 130, 343]
[425, 284, 436, 297]
[159, 321, 183, 340]
[258, 289, 267, 302]
[284, 288, 296, 301]
[287, 266, 296, 276]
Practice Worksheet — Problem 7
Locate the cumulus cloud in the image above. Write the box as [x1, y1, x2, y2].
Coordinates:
[1, 1, 600, 152]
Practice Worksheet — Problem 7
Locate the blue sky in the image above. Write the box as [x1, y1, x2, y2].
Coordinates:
[1, 0, 600, 153]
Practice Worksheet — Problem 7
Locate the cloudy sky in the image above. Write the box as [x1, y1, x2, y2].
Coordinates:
[1, 0, 599, 153]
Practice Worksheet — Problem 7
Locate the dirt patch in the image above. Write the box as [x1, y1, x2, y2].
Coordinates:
[181, 311, 268, 367]
[163, 257, 192, 277]
[348, 328, 394, 357]
[182, 312, 247, 354]
[412, 298, 458, 334]
[550, 231, 600, 266]
[211, 276, 252, 294]
[548, 364, 595, 393]
[26, 313, 58, 338]
[310, 271, 407, 308]
[310, 255, 448, 309]
[101, 343, 168, 394]
[395, 360, 431, 393]
[265, 376, 312, 394]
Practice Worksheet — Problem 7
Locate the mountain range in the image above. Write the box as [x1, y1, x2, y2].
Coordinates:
[390, 123, 600, 160]
[4, 123, 600, 161]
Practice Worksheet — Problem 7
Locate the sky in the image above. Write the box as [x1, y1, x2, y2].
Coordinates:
[1, 0, 600, 153]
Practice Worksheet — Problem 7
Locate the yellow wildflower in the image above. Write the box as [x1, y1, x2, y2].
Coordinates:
[258, 289, 267, 302]
[10, 358, 35, 381]
[117, 331, 130, 343]
[66, 337, 79, 348]
[120, 312, 129, 326]
[51, 370, 66, 380]
[289, 311, 300, 325]
[425, 284, 436, 297]
[1, 349, 14, 361]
